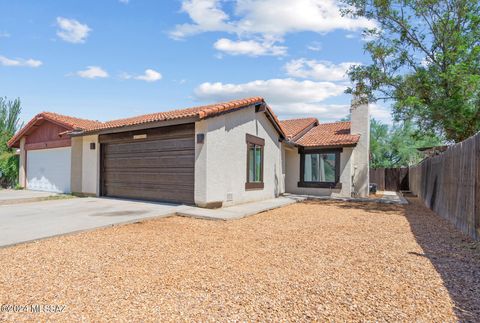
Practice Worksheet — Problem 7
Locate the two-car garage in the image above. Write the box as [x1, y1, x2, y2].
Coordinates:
[99, 124, 195, 204]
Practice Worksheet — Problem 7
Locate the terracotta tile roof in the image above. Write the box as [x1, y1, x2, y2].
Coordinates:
[40, 112, 103, 130]
[294, 121, 360, 147]
[7, 112, 102, 148]
[83, 97, 267, 133]
[280, 118, 318, 140]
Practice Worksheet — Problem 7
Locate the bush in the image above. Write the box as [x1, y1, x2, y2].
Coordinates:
[0, 151, 19, 188]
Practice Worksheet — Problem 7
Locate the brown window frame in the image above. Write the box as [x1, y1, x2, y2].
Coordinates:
[245, 133, 265, 190]
[298, 148, 342, 189]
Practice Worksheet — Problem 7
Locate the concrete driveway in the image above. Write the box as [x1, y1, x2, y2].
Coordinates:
[0, 189, 58, 204]
[0, 197, 187, 248]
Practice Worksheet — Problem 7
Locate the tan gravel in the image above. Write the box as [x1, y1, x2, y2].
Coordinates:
[1, 197, 479, 321]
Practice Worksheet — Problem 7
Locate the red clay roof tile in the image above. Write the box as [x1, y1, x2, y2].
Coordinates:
[8, 98, 361, 149]
[294, 121, 359, 148]
[83, 97, 266, 133]
[7, 112, 102, 148]
[280, 118, 318, 140]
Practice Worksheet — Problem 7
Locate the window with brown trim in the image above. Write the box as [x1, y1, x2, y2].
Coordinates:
[245, 134, 264, 190]
[298, 148, 342, 189]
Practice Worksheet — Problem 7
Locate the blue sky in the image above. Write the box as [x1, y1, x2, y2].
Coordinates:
[0, 0, 392, 125]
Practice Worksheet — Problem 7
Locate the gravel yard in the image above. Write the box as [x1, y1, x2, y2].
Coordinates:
[1, 197, 479, 321]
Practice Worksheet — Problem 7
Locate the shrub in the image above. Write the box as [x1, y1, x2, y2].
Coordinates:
[0, 151, 19, 188]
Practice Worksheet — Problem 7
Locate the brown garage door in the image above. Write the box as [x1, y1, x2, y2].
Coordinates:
[99, 124, 195, 204]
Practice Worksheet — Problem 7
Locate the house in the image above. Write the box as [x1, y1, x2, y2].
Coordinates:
[8, 96, 370, 207]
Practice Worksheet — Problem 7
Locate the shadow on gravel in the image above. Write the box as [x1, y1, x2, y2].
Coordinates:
[401, 197, 480, 321]
[303, 198, 480, 321]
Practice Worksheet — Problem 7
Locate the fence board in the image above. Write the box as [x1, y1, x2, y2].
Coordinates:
[369, 168, 385, 191]
[409, 132, 480, 240]
[369, 168, 409, 191]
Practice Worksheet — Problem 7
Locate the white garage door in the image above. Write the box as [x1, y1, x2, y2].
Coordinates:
[27, 147, 71, 193]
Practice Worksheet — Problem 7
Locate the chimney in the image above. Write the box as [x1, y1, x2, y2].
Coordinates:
[350, 85, 370, 197]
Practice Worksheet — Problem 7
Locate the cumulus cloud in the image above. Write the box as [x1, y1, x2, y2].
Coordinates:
[76, 66, 109, 79]
[171, 0, 375, 38]
[0, 55, 42, 67]
[284, 59, 360, 81]
[134, 69, 162, 82]
[122, 69, 163, 82]
[194, 78, 352, 121]
[170, 0, 233, 39]
[170, 0, 376, 56]
[56, 17, 91, 44]
[214, 38, 286, 56]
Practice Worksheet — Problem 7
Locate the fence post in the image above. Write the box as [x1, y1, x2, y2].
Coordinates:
[476, 134, 480, 240]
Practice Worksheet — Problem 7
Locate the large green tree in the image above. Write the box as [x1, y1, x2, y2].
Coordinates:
[370, 118, 442, 167]
[343, 0, 480, 142]
[0, 97, 22, 187]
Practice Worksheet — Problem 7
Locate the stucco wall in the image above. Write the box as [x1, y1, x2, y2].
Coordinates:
[81, 135, 99, 195]
[195, 107, 284, 207]
[284, 146, 354, 197]
[70, 137, 83, 193]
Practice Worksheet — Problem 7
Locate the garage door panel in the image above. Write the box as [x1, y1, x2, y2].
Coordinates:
[104, 138, 195, 154]
[104, 172, 194, 185]
[103, 148, 194, 159]
[104, 185, 194, 204]
[100, 124, 195, 204]
[26, 147, 71, 193]
[104, 155, 195, 169]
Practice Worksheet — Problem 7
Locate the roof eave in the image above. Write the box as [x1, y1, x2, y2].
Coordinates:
[300, 143, 358, 149]
[72, 115, 201, 137]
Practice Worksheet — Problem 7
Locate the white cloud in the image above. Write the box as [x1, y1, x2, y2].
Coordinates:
[170, 0, 233, 39]
[370, 103, 393, 125]
[171, 0, 375, 38]
[56, 17, 91, 44]
[122, 69, 163, 82]
[134, 69, 162, 82]
[194, 78, 350, 121]
[284, 59, 360, 81]
[76, 66, 109, 79]
[0, 55, 42, 67]
[214, 38, 286, 56]
[119, 0, 129, 3]
[170, 0, 375, 57]
[0, 31, 10, 38]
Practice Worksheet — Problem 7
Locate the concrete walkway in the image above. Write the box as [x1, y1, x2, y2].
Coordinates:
[177, 196, 304, 220]
[283, 191, 408, 205]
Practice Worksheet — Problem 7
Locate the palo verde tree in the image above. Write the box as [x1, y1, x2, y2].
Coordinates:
[342, 0, 480, 142]
[370, 118, 442, 168]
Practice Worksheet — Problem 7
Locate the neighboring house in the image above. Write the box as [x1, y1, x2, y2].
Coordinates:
[8, 97, 369, 207]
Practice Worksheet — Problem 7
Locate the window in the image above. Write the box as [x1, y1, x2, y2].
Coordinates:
[245, 134, 264, 190]
[299, 149, 342, 188]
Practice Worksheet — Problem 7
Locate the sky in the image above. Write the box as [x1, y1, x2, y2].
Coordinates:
[0, 0, 393, 125]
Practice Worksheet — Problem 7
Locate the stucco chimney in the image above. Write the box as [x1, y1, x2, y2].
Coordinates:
[350, 87, 370, 197]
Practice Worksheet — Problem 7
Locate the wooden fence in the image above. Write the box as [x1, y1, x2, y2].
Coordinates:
[409, 132, 480, 240]
[370, 168, 409, 191]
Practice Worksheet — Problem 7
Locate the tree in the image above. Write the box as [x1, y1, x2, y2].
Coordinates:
[370, 118, 443, 168]
[343, 0, 480, 142]
[0, 97, 22, 187]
